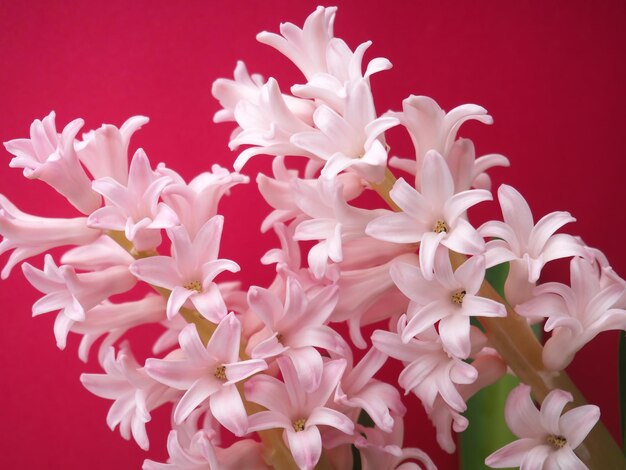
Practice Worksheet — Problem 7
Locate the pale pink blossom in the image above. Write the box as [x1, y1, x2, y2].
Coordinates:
[256, 6, 337, 80]
[290, 79, 399, 182]
[71, 295, 166, 363]
[335, 348, 406, 432]
[480, 184, 590, 306]
[212, 61, 315, 125]
[291, 177, 387, 278]
[60, 234, 135, 271]
[0, 193, 100, 278]
[366, 151, 491, 279]
[77, 115, 149, 184]
[485, 384, 600, 469]
[130, 216, 239, 322]
[372, 319, 486, 413]
[256, 156, 363, 233]
[517, 256, 626, 371]
[246, 277, 348, 391]
[387, 95, 494, 188]
[88, 148, 178, 252]
[4, 111, 102, 214]
[428, 350, 507, 453]
[81, 344, 179, 450]
[355, 419, 436, 470]
[227, 78, 315, 172]
[143, 429, 268, 470]
[246, 357, 353, 470]
[393, 253, 506, 359]
[145, 314, 267, 434]
[443, 138, 509, 192]
[332, 253, 418, 347]
[291, 39, 392, 113]
[22, 254, 137, 349]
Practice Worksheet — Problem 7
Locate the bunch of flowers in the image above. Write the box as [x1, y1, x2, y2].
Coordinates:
[1, 6, 625, 469]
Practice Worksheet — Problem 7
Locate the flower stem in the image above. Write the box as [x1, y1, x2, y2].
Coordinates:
[370, 173, 626, 470]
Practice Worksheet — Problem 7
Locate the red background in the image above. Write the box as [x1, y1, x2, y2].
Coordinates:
[1, 1, 625, 468]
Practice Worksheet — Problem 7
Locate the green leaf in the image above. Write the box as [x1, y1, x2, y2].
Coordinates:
[618, 331, 626, 455]
[460, 374, 519, 470]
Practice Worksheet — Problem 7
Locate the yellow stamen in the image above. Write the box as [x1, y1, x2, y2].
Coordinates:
[184, 280, 202, 292]
[433, 219, 448, 233]
[547, 435, 567, 449]
[214, 365, 227, 381]
[292, 418, 306, 432]
[451, 290, 466, 306]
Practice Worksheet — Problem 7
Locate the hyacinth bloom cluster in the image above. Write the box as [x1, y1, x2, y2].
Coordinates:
[2, 6, 625, 470]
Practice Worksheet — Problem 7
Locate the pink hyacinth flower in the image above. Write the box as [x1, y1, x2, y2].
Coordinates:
[88, 148, 178, 252]
[77, 115, 149, 184]
[290, 79, 399, 182]
[246, 357, 354, 470]
[480, 184, 590, 306]
[366, 151, 491, 279]
[22, 254, 137, 349]
[393, 252, 506, 359]
[517, 256, 626, 371]
[485, 384, 600, 469]
[145, 314, 267, 435]
[143, 429, 268, 470]
[4, 111, 102, 214]
[246, 277, 348, 391]
[130, 216, 239, 322]
[0, 194, 100, 278]
[81, 344, 178, 450]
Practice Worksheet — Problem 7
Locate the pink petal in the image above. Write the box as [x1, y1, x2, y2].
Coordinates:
[443, 218, 485, 255]
[285, 427, 322, 470]
[178, 324, 211, 365]
[443, 189, 492, 224]
[244, 375, 290, 414]
[206, 313, 241, 364]
[560, 404, 600, 448]
[174, 378, 220, 423]
[144, 358, 205, 390]
[543, 447, 587, 470]
[366, 212, 423, 243]
[247, 410, 291, 433]
[504, 384, 544, 438]
[306, 407, 354, 435]
[225, 359, 267, 385]
[462, 296, 506, 318]
[167, 286, 194, 320]
[209, 384, 248, 436]
[402, 301, 448, 342]
[190, 284, 227, 323]
[528, 211, 575, 255]
[129, 257, 180, 289]
[439, 314, 471, 358]
[485, 438, 542, 468]
[540, 389, 573, 436]
[389, 178, 431, 220]
[497, 185, 534, 244]
[421, 151, 454, 211]
[284, 347, 324, 392]
[453, 255, 485, 295]
[247, 286, 283, 327]
[419, 232, 446, 280]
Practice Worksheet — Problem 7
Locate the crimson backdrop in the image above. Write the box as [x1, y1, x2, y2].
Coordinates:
[1, 1, 625, 468]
